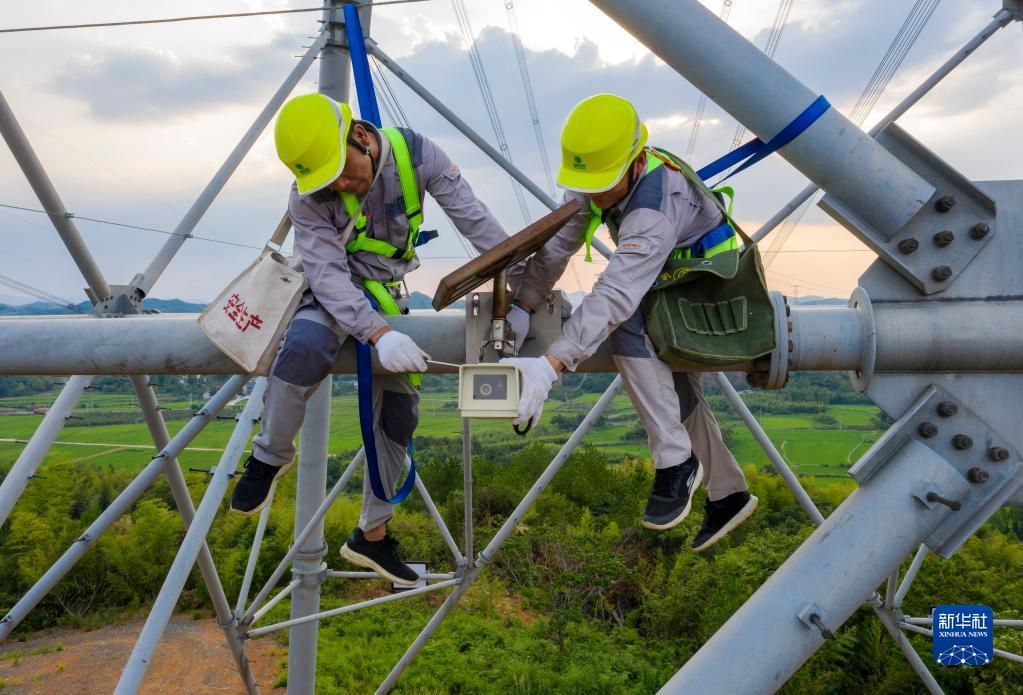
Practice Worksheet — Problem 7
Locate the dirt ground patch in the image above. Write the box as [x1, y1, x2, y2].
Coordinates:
[0, 614, 285, 694]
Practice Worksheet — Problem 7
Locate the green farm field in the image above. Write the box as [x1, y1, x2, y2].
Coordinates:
[0, 390, 882, 483]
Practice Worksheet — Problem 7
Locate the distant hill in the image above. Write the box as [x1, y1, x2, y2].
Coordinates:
[146, 298, 209, 312]
[789, 295, 846, 306]
[409, 291, 464, 311]
[0, 298, 207, 315]
[0, 294, 460, 315]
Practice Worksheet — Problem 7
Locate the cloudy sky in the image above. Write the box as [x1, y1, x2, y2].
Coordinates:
[0, 0, 1020, 306]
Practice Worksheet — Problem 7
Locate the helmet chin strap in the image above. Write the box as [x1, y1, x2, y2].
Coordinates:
[347, 133, 378, 169]
[624, 154, 645, 192]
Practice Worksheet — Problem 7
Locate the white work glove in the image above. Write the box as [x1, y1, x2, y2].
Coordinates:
[499, 356, 558, 429]
[506, 304, 531, 353]
[374, 330, 430, 373]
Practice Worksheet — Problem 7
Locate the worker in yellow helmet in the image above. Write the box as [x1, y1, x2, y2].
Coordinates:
[230, 93, 517, 583]
[502, 94, 756, 551]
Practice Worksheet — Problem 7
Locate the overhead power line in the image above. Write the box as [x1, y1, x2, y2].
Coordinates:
[367, 57, 477, 260]
[503, 1, 556, 197]
[0, 0, 433, 34]
[0, 273, 80, 311]
[369, 56, 411, 129]
[685, 0, 735, 162]
[450, 0, 532, 225]
[502, 1, 586, 289]
[0, 202, 262, 251]
[760, 0, 942, 270]
[729, 0, 795, 151]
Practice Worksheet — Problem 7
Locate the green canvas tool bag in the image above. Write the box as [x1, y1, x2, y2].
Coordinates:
[638, 154, 776, 369]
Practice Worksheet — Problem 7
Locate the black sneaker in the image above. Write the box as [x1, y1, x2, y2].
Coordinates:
[339, 528, 420, 586]
[691, 491, 759, 552]
[642, 454, 703, 530]
[229, 455, 294, 516]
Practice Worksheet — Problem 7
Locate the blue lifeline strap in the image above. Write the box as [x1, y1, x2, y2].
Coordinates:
[344, 4, 381, 127]
[345, 3, 416, 504]
[696, 95, 830, 184]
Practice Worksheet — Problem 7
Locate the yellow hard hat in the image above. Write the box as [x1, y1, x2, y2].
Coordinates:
[274, 93, 354, 196]
[557, 94, 648, 193]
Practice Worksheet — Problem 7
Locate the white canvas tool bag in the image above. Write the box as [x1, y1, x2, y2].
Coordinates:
[197, 134, 390, 374]
[197, 215, 308, 375]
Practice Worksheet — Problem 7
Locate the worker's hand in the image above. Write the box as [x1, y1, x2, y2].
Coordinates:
[499, 356, 558, 429]
[506, 305, 531, 354]
[374, 331, 430, 373]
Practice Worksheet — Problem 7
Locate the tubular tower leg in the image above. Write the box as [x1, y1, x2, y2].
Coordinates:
[658, 439, 966, 694]
[0, 376, 247, 641]
[286, 377, 332, 695]
[462, 417, 473, 564]
[751, 9, 1014, 244]
[130, 375, 258, 694]
[589, 0, 934, 235]
[113, 379, 266, 695]
[375, 378, 624, 693]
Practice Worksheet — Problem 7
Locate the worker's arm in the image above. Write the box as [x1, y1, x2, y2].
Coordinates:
[546, 208, 679, 371]
[417, 134, 527, 288]
[419, 135, 507, 253]
[512, 190, 590, 312]
[289, 189, 392, 345]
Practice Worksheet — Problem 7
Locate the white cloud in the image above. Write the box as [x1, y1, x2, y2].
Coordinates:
[646, 113, 693, 134]
[0, 0, 1020, 305]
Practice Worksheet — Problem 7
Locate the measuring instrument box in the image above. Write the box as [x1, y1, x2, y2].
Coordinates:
[457, 364, 520, 419]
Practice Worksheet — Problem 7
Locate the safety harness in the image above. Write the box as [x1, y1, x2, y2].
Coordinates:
[340, 127, 426, 262]
[341, 124, 430, 504]
[578, 93, 831, 263]
[340, 126, 437, 389]
[580, 148, 739, 263]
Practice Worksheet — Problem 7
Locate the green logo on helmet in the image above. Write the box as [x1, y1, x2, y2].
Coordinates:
[572, 155, 586, 170]
[295, 162, 312, 175]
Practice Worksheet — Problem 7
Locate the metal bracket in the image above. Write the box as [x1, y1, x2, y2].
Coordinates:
[746, 291, 788, 389]
[292, 560, 329, 588]
[797, 602, 833, 640]
[820, 123, 996, 295]
[87, 284, 144, 316]
[1004, 0, 1023, 21]
[847, 287, 876, 392]
[765, 291, 789, 389]
[465, 291, 563, 364]
[850, 384, 1023, 557]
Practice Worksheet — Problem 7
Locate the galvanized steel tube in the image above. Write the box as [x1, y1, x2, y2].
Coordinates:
[376, 378, 625, 693]
[590, 0, 934, 237]
[751, 10, 1014, 244]
[287, 377, 331, 695]
[0, 376, 246, 641]
[130, 375, 258, 694]
[660, 439, 965, 693]
[114, 379, 266, 695]
[133, 33, 328, 297]
[0, 91, 111, 300]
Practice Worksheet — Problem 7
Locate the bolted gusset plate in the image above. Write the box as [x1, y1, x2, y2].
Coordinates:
[464, 291, 564, 365]
[851, 383, 1023, 558]
[819, 123, 995, 295]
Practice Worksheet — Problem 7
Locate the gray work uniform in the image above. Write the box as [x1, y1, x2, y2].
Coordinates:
[252, 122, 512, 531]
[515, 159, 748, 500]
